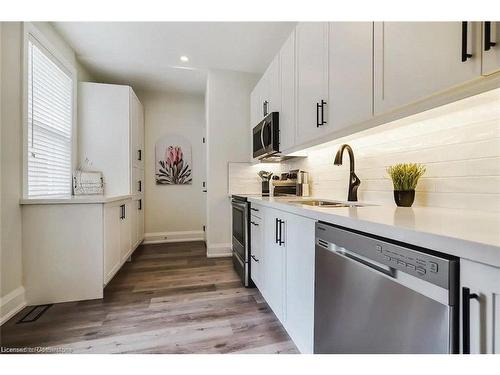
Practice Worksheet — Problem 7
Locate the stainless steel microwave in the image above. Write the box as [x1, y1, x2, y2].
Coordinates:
[253, 112, 279, 159]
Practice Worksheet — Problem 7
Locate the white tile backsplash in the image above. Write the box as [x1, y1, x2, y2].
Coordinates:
[230, 88, 500, 211]
[284, 88, 500, 211]
[228, 162, 282, 195]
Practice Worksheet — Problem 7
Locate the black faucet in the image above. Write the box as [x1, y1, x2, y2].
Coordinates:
[333, 144, 361, 202]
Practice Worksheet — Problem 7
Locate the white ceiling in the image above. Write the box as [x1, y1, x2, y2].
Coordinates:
[52, 22, 296, 95]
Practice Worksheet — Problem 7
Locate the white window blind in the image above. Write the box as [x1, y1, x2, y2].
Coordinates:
[27, 38, 73, 197]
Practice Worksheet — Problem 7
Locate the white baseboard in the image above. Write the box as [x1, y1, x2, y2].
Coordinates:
[143, 230, 205, 244]
[207, 243, 232, 258]
[0, 286, 27, 325]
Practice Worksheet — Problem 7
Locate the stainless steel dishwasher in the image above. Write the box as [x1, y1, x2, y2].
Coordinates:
[314, 222, 459, 354]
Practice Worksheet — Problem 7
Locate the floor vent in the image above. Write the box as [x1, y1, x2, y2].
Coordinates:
[16, 304, 52, 324]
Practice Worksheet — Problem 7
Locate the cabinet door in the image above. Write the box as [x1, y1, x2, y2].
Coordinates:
[250, 80, 263, 162]
[267, 54, 281, 114]
[104, 204, 121, 284]
[250, 215, 263, 288]
[296, 22, 329, 145]
[460, 259, 500, 354]
[130, 90, 140, 169]
[263, 208, 285, 322]
[137, 198, 145, 242]
[374, 22, 481, 115]
[130, 198, 138, 248]
[328, 22, 373, 133]
[132, 167, 141, 197]
[133, 99, 145, 170]
[482, 22, 500, 75]
[283, 212, 316, 354]
[120, 201, 132, 262]
[279, 30, 296, 152]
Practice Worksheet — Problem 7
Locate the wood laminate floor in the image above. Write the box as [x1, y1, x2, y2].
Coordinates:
[0, 241, 298, 354]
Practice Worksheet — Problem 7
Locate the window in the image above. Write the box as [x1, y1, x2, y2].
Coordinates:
[26, 36, 73, 197]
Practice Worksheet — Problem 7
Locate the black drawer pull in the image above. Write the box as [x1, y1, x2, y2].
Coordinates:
[484, 22, 497, 51]
[251, 255, 259, 263]
[461, 22, 473, 62]
[275, 218, 279, 244]
[462, 287, 479, 354]
[138, 199, 142, 210]
[251, 208, 259, 212]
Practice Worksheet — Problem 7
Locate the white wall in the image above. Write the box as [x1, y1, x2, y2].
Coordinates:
[205, 69, 258, 257]
[283, 88, 500, 211]
[0, 22, 94, 324]
[138, 90, 206, 244]
[1, 22, 25, 323]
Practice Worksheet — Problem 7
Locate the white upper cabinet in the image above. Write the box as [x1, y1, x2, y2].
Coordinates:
[265, 54, 281, 114]
[374, 22, 482, 115]
[279, 30, 296, 152]
[328, 22, 373, 132]
[481, 21, 500, 75]
[296, 22, 329, 144]
[250, 80, 262, 129]
[79, 83, 145, 197]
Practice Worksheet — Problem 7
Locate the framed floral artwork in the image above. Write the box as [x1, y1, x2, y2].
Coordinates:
[155, 135, 192, 185]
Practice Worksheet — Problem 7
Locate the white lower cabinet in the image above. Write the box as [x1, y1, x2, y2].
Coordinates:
[256, 204, 316, 353]
[481, 21, 500, 75]
[283, 212, 316, 354]
[104, 199, 132, 285]
[262, 207, 286, 322]
[120, 201, 132, 262]
[104, 203, 122, 284]
[460, 259, 500, 354]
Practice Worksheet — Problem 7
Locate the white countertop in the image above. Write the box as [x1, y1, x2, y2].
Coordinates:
[246, 196, 500, 268]
[20, 194, 133, 205]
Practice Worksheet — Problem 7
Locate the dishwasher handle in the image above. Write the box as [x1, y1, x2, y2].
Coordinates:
[318, 239, 395, 279]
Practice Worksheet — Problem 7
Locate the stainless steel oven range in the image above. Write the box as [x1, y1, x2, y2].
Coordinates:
[231, 195, 253, 287]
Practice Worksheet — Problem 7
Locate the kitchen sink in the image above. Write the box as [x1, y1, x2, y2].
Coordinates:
[288, 200, 367, 208]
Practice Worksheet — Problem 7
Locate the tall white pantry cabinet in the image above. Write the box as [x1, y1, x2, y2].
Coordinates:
[79, 82, 145, 284]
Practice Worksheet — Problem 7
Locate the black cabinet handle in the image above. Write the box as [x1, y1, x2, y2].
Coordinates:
[120, 204, 126, 220]
[462, 22, 473, 62]
[250, 221, 259, 226]
[138, 199, 142, 210]
[275, 218, 279, 244]
[251, 207, 259, 212]
[251, 255, 259, 263]
[279, 219, 284, 246]
[138, 149, 142, 161]
[263, 100, 269, 117]
[484, 22, 497, 51]
[316, 100, 327, 127]
[462, 287, 479, 354]
[138, 180, 142, 192]
[316, 102, 320, 127]
[320, 100, 327, 126]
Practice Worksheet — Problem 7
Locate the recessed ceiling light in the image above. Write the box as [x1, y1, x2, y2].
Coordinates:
[180, 56, 189, 62]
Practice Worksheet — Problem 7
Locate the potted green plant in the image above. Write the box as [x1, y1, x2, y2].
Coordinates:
[386, 163, 426, 207]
